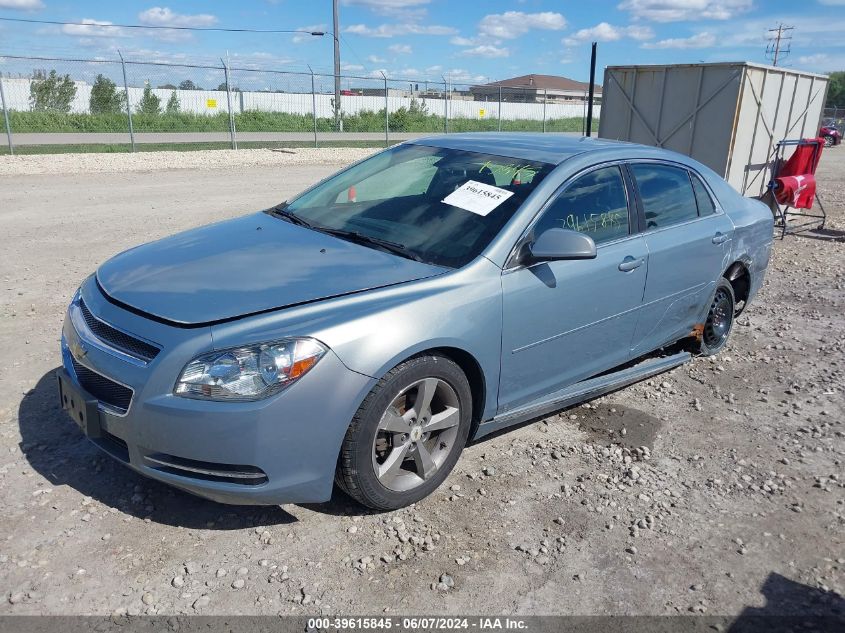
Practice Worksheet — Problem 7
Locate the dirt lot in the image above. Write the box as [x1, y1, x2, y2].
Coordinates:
[0, 148, 842, 617]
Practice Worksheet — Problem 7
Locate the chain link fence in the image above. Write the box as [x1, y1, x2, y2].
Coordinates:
[0, 54, 601, 154]
[822, 106, 842, 127]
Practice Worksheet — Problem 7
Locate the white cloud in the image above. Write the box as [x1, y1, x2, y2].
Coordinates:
[0, 0, 44, 9]
[344, 22, 457, 37]
[342, 0, 430, 20]
[341, 62, 365, 72]
[137, 7, 218, 28]
[450, 35, 479, 46]
[445, 68, 487, 83]
[367, 54, 386, 63]
[563, 22, 655, 45]
[61, 19, 129, 38]
[388, 43, 412, 54]
[618, 0, 752, 22]
[342, 0, 429, 9]
[796, 52, 845, 72]
[478, 11, 566, 39]
[626, 25, 656, 40]
[460, 44, 510, 58]
[642, 32, 716, 48]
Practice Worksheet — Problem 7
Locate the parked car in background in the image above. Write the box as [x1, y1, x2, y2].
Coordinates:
[57, 134, 773, 510]
[820, 121, 842, 147]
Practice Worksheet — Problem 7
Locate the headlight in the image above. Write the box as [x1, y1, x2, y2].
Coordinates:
[174, 338, 327, 401]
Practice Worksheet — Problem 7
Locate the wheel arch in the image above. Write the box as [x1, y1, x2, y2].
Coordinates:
[366, 343, 491, 438]
[723, 259, 751, 315]
[426, 346, 487, 439]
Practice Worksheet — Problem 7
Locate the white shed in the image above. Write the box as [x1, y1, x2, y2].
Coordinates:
[597, 62, 829, 197]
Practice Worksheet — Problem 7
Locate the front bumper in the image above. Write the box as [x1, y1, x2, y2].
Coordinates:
[58, 281, 375, 505]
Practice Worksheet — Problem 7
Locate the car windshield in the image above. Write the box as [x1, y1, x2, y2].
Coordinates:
[280, 143, 555, 268]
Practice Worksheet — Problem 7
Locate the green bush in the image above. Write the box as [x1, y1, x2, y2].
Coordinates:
[138, 84, 161, 115]
[29, 70, 77, 113]
[7, 108, 595, 135]
[89, 74, 126, 114]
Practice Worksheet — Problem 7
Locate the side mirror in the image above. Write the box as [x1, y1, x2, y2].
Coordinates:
[527, 228, 597, 263]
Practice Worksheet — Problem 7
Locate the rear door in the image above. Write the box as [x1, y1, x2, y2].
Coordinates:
[498, 164, 648, 412]
[628, 162, 734, 356]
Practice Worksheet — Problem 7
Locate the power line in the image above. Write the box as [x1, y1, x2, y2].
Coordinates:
[766, 23, 793, 66]
[0, 16, 326, 36]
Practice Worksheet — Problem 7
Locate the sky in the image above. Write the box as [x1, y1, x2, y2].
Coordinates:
[0, 0, 843, 86]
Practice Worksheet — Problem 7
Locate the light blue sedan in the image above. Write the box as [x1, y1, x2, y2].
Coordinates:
[57, 134, 773, 509]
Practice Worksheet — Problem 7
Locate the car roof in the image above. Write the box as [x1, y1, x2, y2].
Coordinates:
[409, 133, 636, 165]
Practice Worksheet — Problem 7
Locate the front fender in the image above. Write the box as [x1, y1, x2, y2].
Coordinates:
[210, 256, 504, 423]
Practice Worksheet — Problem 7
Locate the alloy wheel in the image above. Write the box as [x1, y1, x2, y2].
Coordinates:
[372, 377, 461, 492]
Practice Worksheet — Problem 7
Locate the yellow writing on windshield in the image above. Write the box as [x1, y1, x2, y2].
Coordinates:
[478, 161, 538, 183]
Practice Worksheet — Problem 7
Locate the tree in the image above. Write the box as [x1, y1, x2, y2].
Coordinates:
[216, 81, 240, 92]
[157, 83, 177, 90]
[89, 74, 126, 114]
[138, 83, 161, 115]
[165, 90, 180, 114]
[178, 79, 200, 90]
[29, 69, 77, 113]
[826, 71, 844, 107]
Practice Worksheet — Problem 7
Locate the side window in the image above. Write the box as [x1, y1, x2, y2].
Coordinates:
[690, 172, 717, 216]
[631, 164, 699, 229]
[533, 166, 629, 245]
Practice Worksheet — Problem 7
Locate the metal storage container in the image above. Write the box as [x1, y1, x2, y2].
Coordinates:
[598, 62, 829, 197]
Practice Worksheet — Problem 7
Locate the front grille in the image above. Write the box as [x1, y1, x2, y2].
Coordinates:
[70, 357, 133, 414]
[79, 300, 160, 362]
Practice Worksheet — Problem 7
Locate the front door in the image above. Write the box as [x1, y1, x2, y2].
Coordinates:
[499, 165, 648, 413]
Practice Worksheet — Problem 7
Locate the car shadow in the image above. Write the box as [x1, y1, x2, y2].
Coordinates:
[18, 369, 298, 529]
[726, 571, 844, 632]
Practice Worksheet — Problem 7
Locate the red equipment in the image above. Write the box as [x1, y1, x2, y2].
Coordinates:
[768, 138, 826, 238]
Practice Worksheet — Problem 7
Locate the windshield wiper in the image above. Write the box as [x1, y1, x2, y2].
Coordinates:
[319, 227, 424, 262]
[267, 203, 315, 229]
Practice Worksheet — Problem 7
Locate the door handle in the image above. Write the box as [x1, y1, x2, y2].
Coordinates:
[712, 232, 729, 245]
[618, 256, 644, 272]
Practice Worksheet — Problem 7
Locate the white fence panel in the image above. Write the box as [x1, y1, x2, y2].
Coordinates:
[2, 76, 600, 121]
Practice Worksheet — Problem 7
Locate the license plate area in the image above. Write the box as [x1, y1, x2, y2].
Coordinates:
[57, 370, 102, 439]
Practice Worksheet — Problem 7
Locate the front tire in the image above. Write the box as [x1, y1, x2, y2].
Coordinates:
[336, 355, 472, 510]
[698, 279, 735, 356]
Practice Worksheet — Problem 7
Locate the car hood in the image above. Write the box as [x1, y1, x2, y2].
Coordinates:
[96, 212, 447, 325]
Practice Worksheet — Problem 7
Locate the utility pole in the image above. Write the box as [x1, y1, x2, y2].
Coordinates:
[333, 0, 341, 130]
[766, 23, 793, 66]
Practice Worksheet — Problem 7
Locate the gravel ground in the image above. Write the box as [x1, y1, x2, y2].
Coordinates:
[0, 148, 842, 617]
[0, 147, 377, 176]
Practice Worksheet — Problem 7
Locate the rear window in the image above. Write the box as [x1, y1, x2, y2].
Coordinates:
[631, 164, 698, 229]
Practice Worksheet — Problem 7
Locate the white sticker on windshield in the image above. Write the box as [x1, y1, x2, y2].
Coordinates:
[442, 180, 514, 216]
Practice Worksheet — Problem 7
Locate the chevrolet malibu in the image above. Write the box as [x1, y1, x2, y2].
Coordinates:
[57, 134, 773, 510]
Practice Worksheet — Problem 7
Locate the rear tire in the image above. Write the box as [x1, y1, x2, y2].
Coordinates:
[698, 279, 735, 356]
[336, 355, 472, 510]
